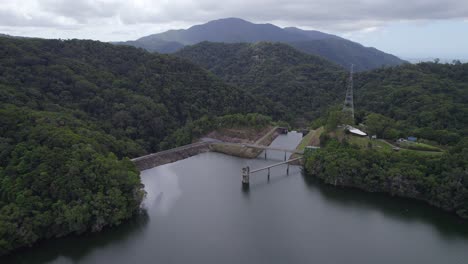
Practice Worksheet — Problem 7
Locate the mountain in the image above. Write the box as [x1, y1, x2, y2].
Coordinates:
[288, 38, 405, 72]
[116, 18, 406, 71]
[176, 41, 347, 124]
[0, 36, 279, 255]
[0, 36, 278, 153]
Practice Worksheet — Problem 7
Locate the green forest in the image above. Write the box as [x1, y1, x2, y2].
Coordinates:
[354, 62, 468, 143]
[1, 35, 467, 255]
[305, 62, 468, 218]
[0, 37, 276, 255]
[304, 138, 468, 218]
[176, 42, 347, 125]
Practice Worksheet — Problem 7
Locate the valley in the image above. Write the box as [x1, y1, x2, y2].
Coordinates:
[0, 16, 467, 262]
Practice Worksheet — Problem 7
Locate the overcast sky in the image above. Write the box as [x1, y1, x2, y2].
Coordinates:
[1, 0, 467, 59]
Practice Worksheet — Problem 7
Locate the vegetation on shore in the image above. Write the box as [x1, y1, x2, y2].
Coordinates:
[304, 137, 468, 219]
[0, 106, 145, 255]
[0, 37, 275, 255]
[1, 34, 468, 255]
[304, 62, 468, 218]
[160, 113, 273, 148]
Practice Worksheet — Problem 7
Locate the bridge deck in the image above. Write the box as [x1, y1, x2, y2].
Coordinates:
[250, 157, 303, 173]
[131, 141, 210, 162]
[214, 142, 303, 155]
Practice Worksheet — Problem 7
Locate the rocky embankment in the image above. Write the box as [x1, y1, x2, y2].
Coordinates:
[131, 126, 282, 171]
[131, 142, 211, 171]
[209, 127, 281, 158]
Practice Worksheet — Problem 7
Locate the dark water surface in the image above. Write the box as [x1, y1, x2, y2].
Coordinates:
[4, 132, 468, 263]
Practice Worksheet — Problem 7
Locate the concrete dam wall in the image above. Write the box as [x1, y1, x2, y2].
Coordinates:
[131, 127, 285, 171]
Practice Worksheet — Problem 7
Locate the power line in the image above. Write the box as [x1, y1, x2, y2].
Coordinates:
[343, 64, 354, 124]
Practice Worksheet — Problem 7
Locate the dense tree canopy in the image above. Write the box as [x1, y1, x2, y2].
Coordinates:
[355, 62, 468, 145]
[176, 42, 347, 125]
[305, 61, 468, 218]
[0, 105, 145, 255]
[1, 35, 468, 256]
[305, 138, 468, 219]
[0, 37, 278, 255]
[160, 113, 272, 148]
[0, 37, 278, 154]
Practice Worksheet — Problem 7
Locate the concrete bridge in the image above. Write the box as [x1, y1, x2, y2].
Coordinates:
[212, 142, 303, 160]
[130, 126, 306, 186]
[242, 157, 304, 188]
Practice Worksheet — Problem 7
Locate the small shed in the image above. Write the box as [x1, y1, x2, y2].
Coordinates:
[277, 127, 288, 134]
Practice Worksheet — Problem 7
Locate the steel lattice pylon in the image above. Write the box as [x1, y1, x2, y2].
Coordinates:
[343, 64, 354, 124]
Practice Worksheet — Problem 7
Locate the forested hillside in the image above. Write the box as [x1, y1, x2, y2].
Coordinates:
[0, 106, 145, 255]
[0, 37, 278, 153]
[1, 35, 468, 255]
[355, 62, 468, 143]
[0, 37, 276, 255]
[176, 41, 347, 124]
[305, 62, 468, 219]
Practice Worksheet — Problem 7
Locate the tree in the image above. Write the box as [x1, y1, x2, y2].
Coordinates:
[365, 113, 395, 138]
[325, 110, 344, 132]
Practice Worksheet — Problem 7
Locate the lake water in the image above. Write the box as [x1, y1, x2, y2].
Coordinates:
[4, 132, 468, 263]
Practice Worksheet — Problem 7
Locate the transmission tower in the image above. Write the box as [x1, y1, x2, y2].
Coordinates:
[342, 64, 354, 124]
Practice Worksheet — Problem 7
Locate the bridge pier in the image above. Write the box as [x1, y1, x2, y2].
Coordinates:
[242, 166, 250, 188]
[243, 157, 303, 185]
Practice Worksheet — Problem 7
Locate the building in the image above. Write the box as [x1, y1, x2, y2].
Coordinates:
[346, 125, 367, 137]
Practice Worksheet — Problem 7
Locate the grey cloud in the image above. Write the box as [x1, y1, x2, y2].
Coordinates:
[0, 9, 65, 27]
[114, 0, 468, 31]
[1, 0, 468, 32]
[38, 0, 122, 23]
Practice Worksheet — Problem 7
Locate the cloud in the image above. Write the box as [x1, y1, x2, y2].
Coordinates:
[0, 0, 467, 40]
[111, 0, 468, 29]
[39, 0, 122, 23]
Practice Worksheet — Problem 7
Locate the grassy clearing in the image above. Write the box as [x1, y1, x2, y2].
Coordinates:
[398, 141, 443, 152]
[296, 127, 324, 151]
[347, 135, 444, 156]
[347, 135, 393, 152]
[401, 149, 444, 156]
[296, 131, 314, 151]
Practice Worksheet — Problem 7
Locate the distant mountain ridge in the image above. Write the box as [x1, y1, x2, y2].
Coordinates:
[115, 18, 406, 71]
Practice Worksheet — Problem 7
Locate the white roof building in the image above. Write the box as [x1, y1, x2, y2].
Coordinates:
[346, 126, 367, 136]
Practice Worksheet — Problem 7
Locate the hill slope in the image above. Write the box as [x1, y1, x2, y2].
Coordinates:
[175, 41, 347, 124]
[0, 36, 277, 255]
[116, 18, 406, 71]
[0, 37, 277, 153]
[305, 62, 468, 219]
[354, 62, 468, 143]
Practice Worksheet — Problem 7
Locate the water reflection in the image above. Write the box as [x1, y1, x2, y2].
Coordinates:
[301, 174, 468, 239]
[4, 132, 468, 263]
[141, 166, 182, 216]
[4, 210, 150, 264]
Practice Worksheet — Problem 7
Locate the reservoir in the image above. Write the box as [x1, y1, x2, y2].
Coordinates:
[5, 132, 468, 263]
